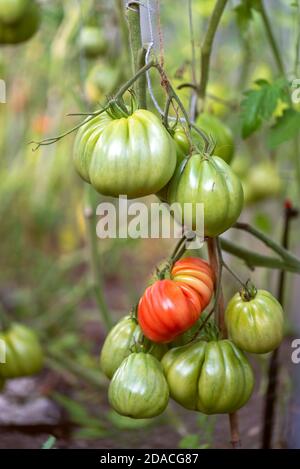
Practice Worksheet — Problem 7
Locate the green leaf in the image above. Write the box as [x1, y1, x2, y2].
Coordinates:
[267, 109, 300, 148]
[178, 434, 200, 449]
[241, 79, 289, 138]
[234, 0, 261, 31]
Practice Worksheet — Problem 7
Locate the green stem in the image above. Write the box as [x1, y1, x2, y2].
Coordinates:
[126, 1, 147, 108]
[84, 185, 112, 330]
[220, 238, 300, 273]
[233, 222, 300, 267]
[198, 0, 228, 107]
[257, 0, 285, 76]
[137, 48, 147, 109]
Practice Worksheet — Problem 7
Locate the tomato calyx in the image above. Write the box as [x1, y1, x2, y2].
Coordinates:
[239, 280, 258, 302]
[106, 90, 138, 120]
[129, 333, 157, 355]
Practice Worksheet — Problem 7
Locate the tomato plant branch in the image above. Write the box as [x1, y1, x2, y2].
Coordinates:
[220, 238, 300, 272]
[207, 237, 241, 447]
[257, 0, 285, 76]
[198, 0, 228, 108]
[84, 186, 112, 330]
[126, 1, 147, 108]
[233, 222, 300, 268]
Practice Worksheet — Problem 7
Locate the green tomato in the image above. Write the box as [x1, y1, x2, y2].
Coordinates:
[225, 289, 284, 354]
[0, 0, 28, 24]
[79, 26, 106, 58]
[100, 315, 168, 379]
[73, 113, 112, 183]
[194, 113, 234, 164]
[85, 63, 120, 104]
[0, 323, 44, 378]
[162, 339, 254, 414]
[167, 154, 244, 237]
[0, 1, 40, 45]
[74, 109, 177, 199]
[157, 127, 190, 202]
[108, 353, 169, 419]
[243, 162, 282, 204]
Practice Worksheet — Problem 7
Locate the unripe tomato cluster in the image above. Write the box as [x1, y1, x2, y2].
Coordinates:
[100, 274, 284, 419]
[73, 89, 284, 420]
[0, 0, 41, 45]
[74, 104, 243, 237]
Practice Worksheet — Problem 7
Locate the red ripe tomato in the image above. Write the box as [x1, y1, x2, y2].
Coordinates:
[138, 257, 214, 343]
[171, 257, 214, 309]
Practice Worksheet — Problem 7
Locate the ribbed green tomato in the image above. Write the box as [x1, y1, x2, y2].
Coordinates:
[157, 127, 190, 202]
[73, 109, 177, 198]
[79, 26, 107, 58]
[195, 113, 234, 163]
[0, 323, 44, 378]
[162, 339, 254, 414]
[0, 0, 28, 24]
[225, 289, 284, 354]
[100, 315, 168, 379]
[167, 154, 244, 237]
[0, 1, 40, 44]
[73, 113, 112, 183]
[108, 353, 169, 419]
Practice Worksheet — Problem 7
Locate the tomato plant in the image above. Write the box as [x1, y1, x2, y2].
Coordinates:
[0, 323, 44, 378]
[100, 315, 167, 379]
[162, 339, 254, 414]
[138, 257, 214, 343]
[73, 108, 177, 198]
[108, 353, 169, 419]
[225, 288, 284, 354]
[167, 154, 244, 237]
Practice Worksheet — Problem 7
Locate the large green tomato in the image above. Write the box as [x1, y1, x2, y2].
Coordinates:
[108, 353, 169, 419]
[0, 1, 40, 45]
[73, 113, 112, 183]
[100, 315, 167, 379]
[167, 154, 244, 237]
[225, 289, 284, 354]
[195, 113, 234, 164]
[74, 109, 177, 198]
[0, 0, 28, 24]
[79, 26, 106, 58]
[0, 323, 44, 378]
[162, 339, 254, 414]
